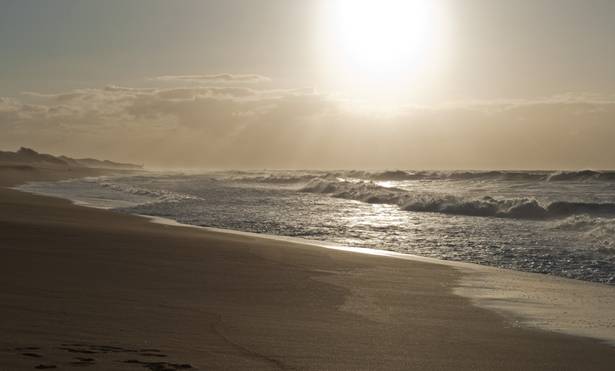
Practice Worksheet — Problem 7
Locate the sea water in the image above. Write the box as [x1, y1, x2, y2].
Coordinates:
[19, 170, 615, 284]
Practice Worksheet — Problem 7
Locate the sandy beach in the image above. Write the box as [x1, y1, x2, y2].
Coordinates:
[2, 168, 615, 370]
[4, 0, 615, 368]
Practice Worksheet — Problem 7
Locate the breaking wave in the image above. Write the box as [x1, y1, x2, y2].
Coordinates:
[368, 169, 615, 182]
[366, 170, 549, 182]
[227, 173, 332, 184]
[226, 169, 615, 184]
[300, 179, 615, 220]
[552, 215, 615, 252]
[98, 181, 201, 203]
[546, 170, 615, 182]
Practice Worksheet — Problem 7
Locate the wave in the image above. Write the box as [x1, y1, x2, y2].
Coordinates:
[359, 169, 615, 182]
[228, 173, 331, 184]
[300, 179, 615, 220]
[546, 170, 615, 182]
[224, 169, 615, 184]
[366, 169, 615, 182]
[551, 215, 615, 252]
[98, 181, 201, 203]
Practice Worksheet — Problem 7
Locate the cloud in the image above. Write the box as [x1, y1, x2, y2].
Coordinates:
[2, 85, 615, 169]
[441, 93, 615, 112]
[155, 73, 271, 84]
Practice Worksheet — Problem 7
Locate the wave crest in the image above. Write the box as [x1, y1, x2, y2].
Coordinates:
[300, 179, 615, 220]
[552, 215, 615, 252]
[99, 181, 200, 203]
[225, 169, 615, 184]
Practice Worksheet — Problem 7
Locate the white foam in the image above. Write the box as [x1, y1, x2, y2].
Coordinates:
[15, 176, 615, 346]
[146, 215, 615, 347]
[15, 176, 200, 210]
[455, 266, 615, 346]
[551, 215, 615, 250]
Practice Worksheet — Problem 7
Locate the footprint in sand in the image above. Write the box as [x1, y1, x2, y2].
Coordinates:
[70, 356, 96, 366]
[123, 359, 194, 370]
[7, 343, 194, 370]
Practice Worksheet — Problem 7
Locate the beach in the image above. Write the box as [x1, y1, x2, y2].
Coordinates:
[2, 168, 615, 370]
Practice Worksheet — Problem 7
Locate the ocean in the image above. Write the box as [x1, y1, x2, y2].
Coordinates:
[18, 169, 615, 284]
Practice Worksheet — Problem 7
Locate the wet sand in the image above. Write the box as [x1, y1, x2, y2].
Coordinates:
[1, 168, 615, 370]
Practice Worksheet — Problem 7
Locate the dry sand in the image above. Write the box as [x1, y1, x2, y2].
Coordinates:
[1, 167, 615, 370]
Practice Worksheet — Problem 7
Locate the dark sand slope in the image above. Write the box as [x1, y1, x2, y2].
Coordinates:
[1, 171, 615, 370]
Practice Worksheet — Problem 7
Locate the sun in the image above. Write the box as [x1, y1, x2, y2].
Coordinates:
[320, 0, 447, 98]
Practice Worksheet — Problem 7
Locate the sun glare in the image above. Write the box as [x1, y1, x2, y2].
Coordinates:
[321, 0, 447, 100]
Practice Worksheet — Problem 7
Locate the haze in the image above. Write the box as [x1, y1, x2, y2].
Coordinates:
[1, 0, 614, 169]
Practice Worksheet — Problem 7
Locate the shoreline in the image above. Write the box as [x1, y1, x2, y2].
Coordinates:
[148, 215, 615, 347]
[3, 169, 615, 369]
[15, 177, 615, 347]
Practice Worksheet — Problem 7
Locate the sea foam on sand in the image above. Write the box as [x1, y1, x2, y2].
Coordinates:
[455, 265, 615, 345]
[149, 215, 615, 346]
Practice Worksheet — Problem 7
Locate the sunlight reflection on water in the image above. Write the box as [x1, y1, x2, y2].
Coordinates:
[18, 170, 615, 284]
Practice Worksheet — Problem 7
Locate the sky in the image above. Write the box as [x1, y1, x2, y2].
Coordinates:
[1, 0, 615, 169]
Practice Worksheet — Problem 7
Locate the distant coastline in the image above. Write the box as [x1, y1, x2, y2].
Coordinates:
[0, 147, 142, 171]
